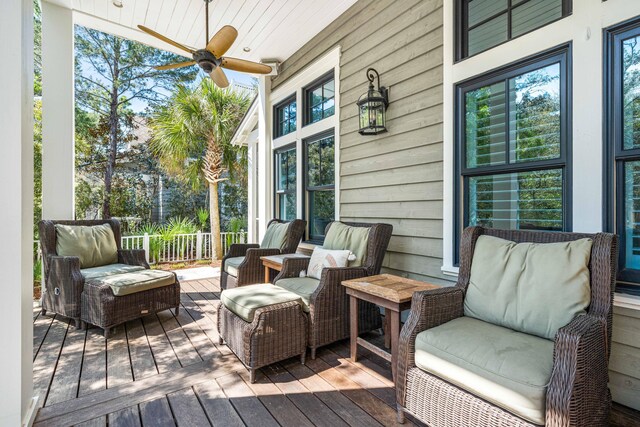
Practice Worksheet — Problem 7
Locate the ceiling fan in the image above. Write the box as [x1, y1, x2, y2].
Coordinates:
[138, 0, 272, 88]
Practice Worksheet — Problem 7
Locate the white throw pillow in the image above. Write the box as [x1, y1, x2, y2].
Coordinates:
[306, 247, 351, 280]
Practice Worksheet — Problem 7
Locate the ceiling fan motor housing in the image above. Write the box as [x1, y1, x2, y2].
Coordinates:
[194, 50, 221, 73]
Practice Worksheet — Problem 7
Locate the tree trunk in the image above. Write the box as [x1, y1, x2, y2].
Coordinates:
[102, 41, 120, 219]
[209, 181, 223, 260]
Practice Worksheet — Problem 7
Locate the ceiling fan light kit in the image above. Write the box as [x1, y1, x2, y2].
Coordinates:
[138, 0, 272, 87]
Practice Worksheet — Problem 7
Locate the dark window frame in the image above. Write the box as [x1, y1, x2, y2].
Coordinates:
[303, 71, 335, 126]
[455, 0, 572, 62]
[303, 129, 336, 243]
[274, 143, 297, 221]
[454, 44, 573, 264]
[604, 16, 640, 296]
[273, 95, 297, 139]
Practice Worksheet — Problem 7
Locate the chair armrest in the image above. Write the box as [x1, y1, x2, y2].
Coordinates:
[310, 266, 369, 304]
[223, 243, 260, 260]
[546, 314, 609, 426]
[273, 257, 311, 282]
[45, 255, 85, 311]
[243, 248, 282, 264]
[118, 249, 150, 269]
[396, 286, 465, 406]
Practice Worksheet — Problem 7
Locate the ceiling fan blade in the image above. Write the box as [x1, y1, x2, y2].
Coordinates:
[220, 57, 272, 74]
[206, 25, 238, 58]
[154, 61, 197, 71]
[137, 25, 195, 54]
[210, 67, 230, 88]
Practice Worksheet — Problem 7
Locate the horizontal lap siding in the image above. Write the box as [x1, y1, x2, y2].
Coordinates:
[610, 306, 640, 411]
[272, 0, 448, 283]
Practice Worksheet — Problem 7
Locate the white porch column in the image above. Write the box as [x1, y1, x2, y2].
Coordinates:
[257, 75, 272, 240]
[42, 1, 75, 219]
[0, 0, 35, 425]
[247, 138, 258, 243]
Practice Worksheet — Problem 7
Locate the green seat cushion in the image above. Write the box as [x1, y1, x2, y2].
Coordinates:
[55, 223, 118, 268]
[323, 222, 370, 267]
[466, 235, 593, 339]
[224, 256, 245, 277]
[220, 284, 304, 322]
[81, 263, 145, 280]
[274, 277, 320, 311]
[415, 317, 554, 425]
[261, 222, 290, 250]
[92, 269, 176, 296]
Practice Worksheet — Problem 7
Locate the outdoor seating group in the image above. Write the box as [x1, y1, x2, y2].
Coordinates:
[39, 219, 180, 338]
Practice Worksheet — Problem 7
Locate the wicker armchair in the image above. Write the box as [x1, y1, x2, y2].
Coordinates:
[396, 227, 618, 427]
[39, 219, 149, 328]
[273, 221, 393, 359]
[220, 218, 306, 289]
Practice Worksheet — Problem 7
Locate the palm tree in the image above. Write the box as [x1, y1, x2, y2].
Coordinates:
[150, 78, 251, 260]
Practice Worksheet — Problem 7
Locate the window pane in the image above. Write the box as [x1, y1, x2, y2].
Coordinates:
[289, 102, 297, 131]
[468, 13, 508, 56]
[466, 82, 507, 168]
[623, 35, 640, 150]
[509, 63, 561, 162]
[624, 161, 640, 270]
[468, 169, 563, 231]
[307, 135, 335, 187]
[309, 190, 335, 238]
[276, 148, 296, 191]
[512, 0, 563, 39]
[286, 149, 296, 188]
[324, 79, 335, 100]
[279, 193, 297, 221]
[323, 98, 335, 118]
[468, 0, 508, 28]
[311, 87, 323, 107]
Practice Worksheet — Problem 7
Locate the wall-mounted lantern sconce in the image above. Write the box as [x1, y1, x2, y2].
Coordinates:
[356, 68, 389, 135]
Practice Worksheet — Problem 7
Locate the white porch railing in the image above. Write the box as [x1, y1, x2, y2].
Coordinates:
[35, 231, 247, 264]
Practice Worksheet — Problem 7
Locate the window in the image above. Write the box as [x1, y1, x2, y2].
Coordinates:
[275, 146, 296, 221]
[274, 96, 296, 138]
[455, 46, 571, 262]
[304, 72, 335, 125]
[456, 0, 571, 60]
[605, 20, 640, 295]
[305, 132, 335, 241]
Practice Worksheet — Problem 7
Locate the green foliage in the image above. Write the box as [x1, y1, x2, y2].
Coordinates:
[197, 208, 210, 231]
[164, 178, 208, 223]
[33, 99, 42, 237]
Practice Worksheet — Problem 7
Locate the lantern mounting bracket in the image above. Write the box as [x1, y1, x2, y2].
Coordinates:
[366, 68, 389, 108]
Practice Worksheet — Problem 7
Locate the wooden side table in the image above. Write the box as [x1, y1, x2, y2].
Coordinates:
[341, 274, 440, 381]
[260, 253, 310, 283]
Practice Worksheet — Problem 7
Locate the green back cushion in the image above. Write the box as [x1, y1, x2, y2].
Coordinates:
[323, 222, 370, 267]
[55, 224, 118, 269]
[260, 222, 290, 250]
[465, 235, 593, 340]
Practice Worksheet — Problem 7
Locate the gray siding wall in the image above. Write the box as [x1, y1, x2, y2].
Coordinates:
[272, 0, 447, 283]
[610, 306, 640, 410]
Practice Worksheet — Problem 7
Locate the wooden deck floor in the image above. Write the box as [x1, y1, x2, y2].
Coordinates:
[31, 275, 640, 427]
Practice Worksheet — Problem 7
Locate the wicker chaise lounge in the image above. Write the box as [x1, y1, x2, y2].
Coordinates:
[220, 218, 306, 289]
[39, 219, 180, 337]
[396, 226, 618, 427]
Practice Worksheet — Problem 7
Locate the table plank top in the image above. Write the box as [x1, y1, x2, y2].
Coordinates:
[260, 253, 310, 265]
[341, 274, 440, 304]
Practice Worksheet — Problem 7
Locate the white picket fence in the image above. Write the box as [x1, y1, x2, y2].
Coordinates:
[35, 231, 247, 264]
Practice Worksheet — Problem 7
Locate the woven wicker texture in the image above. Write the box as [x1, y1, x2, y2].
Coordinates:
[221, 219, 306, 289]
[396, 226, 618, 427]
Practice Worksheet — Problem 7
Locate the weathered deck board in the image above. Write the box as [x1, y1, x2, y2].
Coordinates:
[32, 275, 640, 427]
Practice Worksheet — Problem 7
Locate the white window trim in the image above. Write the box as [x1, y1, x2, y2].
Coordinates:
[270, 46, 341, 228]
[442, 0, 640, 293]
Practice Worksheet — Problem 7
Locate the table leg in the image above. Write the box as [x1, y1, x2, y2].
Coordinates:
[390, 309, 401, 382]
[349, 295, 359, 362]
[264, 266, 270, 283]
[383, 311, 391, 349]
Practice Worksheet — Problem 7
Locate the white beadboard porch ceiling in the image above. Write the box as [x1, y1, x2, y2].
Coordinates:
[69, 0, 357, 63]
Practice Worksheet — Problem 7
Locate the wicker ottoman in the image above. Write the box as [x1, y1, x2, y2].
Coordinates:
[217, 284, 308, 382]
[81, 269, 180, 338]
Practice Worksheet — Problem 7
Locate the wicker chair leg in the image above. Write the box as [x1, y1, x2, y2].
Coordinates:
[73, 318, 82, 329]
[300, 351, 306, 365]
[218, 336, 223, 345]
[396, 405, 406, 424]
[83, 321, 89, 331]
[41, 308, 46, 316]
[175, 306, 180, 316]
[310, 347, 316, 360]
[104, 327, 111, 339]
[249, 369, 256, 384]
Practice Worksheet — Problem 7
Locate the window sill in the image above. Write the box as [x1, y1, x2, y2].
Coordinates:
[440, 264, 640, 312]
